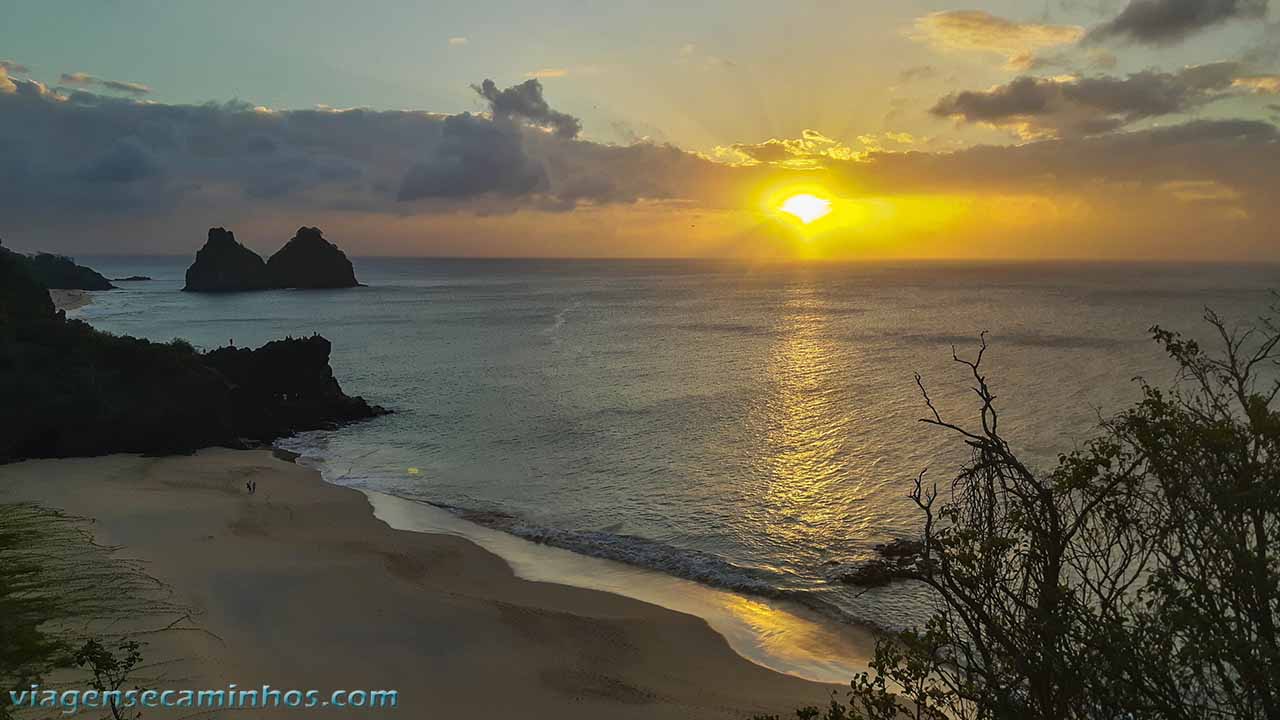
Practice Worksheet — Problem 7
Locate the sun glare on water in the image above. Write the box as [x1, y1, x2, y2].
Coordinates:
[779, 194, 832, 224]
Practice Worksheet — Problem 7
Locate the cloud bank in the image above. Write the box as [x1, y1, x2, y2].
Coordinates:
[2, 63, 1280, 259]
[1087, 0, 1268, 45]
[932, 63, 1280, 137]
[0, 74, 748, 226]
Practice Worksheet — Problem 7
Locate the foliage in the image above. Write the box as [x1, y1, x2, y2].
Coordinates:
[760, 307, 1280, 720]
[74, 640, 143, 720]
[0, 504, 162, 720]
[0, 241, 114, 292]
[24, 253, 115, 291]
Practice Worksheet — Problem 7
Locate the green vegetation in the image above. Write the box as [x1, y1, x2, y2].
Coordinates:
[74, 640, 144, 720]
[0, 505, 164, 720]
[760, 308, 1280, 720]
[23, 253, 115, 291]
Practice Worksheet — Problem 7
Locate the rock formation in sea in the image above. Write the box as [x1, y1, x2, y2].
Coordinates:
[837, 538, 925, 588]
[182, 226, 360, 292]
[0, 238, 114, 290]
[182, 227, 271, 292]
[0, 248, 386, 462]
[204, 335, 380, 438]
[265, 227, 360, 289]
[112, 276, 152, 282]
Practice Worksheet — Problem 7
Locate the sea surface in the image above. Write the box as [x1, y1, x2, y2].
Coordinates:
[72, 256, 1276, 649]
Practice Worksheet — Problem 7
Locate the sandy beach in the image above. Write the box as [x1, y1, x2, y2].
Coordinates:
[0, 449, 841, 718]
[48, 288, 93, 312]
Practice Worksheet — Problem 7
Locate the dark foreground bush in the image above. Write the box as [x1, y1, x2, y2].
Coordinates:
[762, 308, 1280, 720]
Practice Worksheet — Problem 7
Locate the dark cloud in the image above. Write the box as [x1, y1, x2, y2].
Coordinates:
[0, 79, 737, 223]
[1086, 0, 1268, 45]
[3, 72, 1280, 257]
[397, 113, 546, 200]
[839, 118, 1280, 201]
[472, 78, 582, 138]
[0, 60, 31, 74]
[59, 72, 151, 96]
[79, 138, 161, 183]
[931, 63, 1255, 138]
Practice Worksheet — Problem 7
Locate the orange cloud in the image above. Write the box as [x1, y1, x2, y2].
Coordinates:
[911, 10, 1084, 67]
[1233, 75, 1280, 94]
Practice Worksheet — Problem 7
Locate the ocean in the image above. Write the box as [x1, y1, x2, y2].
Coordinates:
[71, 256, 1276, 678]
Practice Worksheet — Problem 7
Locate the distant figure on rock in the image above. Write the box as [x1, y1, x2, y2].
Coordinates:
[183, 228, 271, 292]
[265, 227, 360, 289]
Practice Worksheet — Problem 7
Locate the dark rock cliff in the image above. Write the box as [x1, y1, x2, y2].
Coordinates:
[0, 249, 386, 462]
[0, 239, 114, 291]
[182, 227, 271, 292]
[265, 227, 359, 289]
[204, 335, 382, 440]
[183, 226, 359, 292]
[0, 242, 59, 328]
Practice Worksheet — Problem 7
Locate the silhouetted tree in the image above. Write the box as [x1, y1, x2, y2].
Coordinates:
[759, 306, 1280, 720]
[74, 639, 142, 720]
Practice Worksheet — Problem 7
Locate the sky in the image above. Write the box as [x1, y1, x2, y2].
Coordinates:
[1, 0, 1279, 260]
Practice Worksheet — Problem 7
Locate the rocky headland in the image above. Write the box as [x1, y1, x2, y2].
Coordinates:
[0, 239, 114, 290]
[0, 244, 386, 462]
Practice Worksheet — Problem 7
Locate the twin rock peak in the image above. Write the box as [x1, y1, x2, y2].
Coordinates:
[184, 226, 360, 292]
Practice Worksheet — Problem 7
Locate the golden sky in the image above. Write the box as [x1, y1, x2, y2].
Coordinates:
[1, 0, 1278, 260]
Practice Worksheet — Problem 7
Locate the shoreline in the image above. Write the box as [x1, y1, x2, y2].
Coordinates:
[364, 488, 878, 683]
[0, 449, 847, 718]
[277, 448, 881, 681]
[48, 288, 94, 312]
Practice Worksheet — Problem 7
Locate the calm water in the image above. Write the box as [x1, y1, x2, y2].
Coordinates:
[73, 257, 1276, 631]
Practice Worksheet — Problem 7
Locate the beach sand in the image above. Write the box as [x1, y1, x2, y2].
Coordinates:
[48, 288, 93, 311]
[0, 449, 842, 718]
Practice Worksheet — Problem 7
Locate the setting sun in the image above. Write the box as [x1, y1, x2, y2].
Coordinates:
[779, 194, 832, 224]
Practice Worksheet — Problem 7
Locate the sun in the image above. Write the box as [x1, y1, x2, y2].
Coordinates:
[778, 193, 832, 224]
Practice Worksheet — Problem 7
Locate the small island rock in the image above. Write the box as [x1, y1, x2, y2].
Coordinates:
[183, 228, 270, 292]
[265, 227, 359, 289]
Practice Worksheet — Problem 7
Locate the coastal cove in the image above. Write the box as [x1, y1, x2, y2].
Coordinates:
[5, 253, 873, 712]
[67, 255, 1278, 633]
[41, 282, 878, 683]
[8, 253, 1279, 719]
[5, 7, 1280, 714]
[0, 449, 842, 718]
